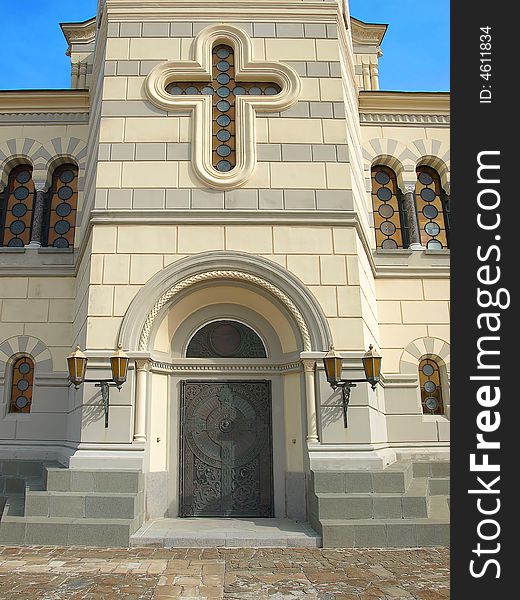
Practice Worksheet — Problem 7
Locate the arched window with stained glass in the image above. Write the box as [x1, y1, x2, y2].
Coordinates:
[186, 320, 267, 358]
[415, 165, 450, 249]
[9, 355, 35, 414]
[0, 164, 35, 247]
[371, 165, 408, 249]
[43, 163, 79, 248]
[419, 357, 445, 415]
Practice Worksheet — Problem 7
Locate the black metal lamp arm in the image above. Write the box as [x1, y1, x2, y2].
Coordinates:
[332, 379, 377, 428]
[83, 379, 119, 428]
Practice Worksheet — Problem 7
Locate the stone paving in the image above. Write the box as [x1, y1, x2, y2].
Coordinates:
[0, 546, 449, 599]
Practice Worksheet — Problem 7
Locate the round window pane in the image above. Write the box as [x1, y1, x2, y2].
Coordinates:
[10, 220, 25, 235]
[423, 204, 438, 219]
[18, 362, 31, 375]
[217, 145, 231, 157]
[56, 202, 72, 217]
[186, 86, 199, 95]
[167, 85, 183, 95]
[425, 222, 440, 236]
[58, 186, 73, 201]
[53, 237, 69, 248]
[380, 221, 396, 236]
[378, 204, 394, 219]
[15, 396, 28, 409]
[216, 160, 232, 172]
[376, 187, 392, 202]
[15, 169, 31, 184]
[418, 171, 434, 185]
[12, 203, 27, 218]
[265, 86, 279, 96]
[424, 381, 437, 393]
[217, 60, 230, 72]
[59, 169, 75, 183]
[17, 379, 29, 391]
[55, 220, 71, 235]
[233, 86, 245, 96]
[422, 363, 435, 376]
[202, 86, 214, 95]
[216, 100, 230, 112]
[7, 238, 24, 247]
[216, 47, 230, 59]
[216, 114, 231, 127]
[375, 170, 390, 185]
[210, 323, 242, 356]
[425, 397, 439, 411]
[249, 86, 261, 95]
[216, 129, 231, 142]
[420, 188, 436, 202]
[217, 73, 230, 85]
[14, 186, 29, 201]
[217, 86, 230, 98]
[427, 239, 443, 250]
[381, 239, 398, 249]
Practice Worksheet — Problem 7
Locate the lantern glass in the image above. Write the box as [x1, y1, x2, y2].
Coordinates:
[362, 345, 382, 388]
[323, 345, 343, 387]
[67, 346, 87, 388]
[110, 345, 129, 388]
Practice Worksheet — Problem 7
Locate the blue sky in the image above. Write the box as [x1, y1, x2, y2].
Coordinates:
[0, 0, 449, 92]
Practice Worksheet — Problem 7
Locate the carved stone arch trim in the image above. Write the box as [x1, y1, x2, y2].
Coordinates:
[0, 335, 53, 376]
[118, 251, 332, 353]
[0, 138, 41, 188]
[400, 337, 450, 375]
[39, 137, 87, 189]
[416, 154, 450, 194]
[369, 155, 405, 189]
[145, 24, 301, 190]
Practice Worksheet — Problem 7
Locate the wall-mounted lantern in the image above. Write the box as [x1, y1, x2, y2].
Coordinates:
[323, 344, 382, 428]
[67, 345, 129, 428]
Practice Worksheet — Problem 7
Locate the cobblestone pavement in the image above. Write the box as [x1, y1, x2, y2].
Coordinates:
[0, 546, 449, 600]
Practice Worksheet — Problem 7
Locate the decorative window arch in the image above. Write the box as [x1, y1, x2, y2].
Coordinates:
[9, 355, 35, 413]
[371, 165, 408, 249]
[186, 320, 267, 358]
[418, 357, 445, 415]
[415, 165, 450, 249]
[43, 163, 79, 248]
[0, 164, 35, 247]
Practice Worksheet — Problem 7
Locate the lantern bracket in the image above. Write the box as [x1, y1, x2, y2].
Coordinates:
[332, 378, 378, 429]
[85, 379, 120, 428]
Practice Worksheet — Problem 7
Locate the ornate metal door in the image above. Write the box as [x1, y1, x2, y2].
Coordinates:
[180, 381, 273, 517]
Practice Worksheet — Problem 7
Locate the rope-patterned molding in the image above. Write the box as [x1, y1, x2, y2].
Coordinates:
[139, 270, 312, 352]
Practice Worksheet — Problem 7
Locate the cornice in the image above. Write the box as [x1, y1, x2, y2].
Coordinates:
[0, 90, 90, 115]
[350, 17, 387, 47]
[360, 113, 450, 126]
[150, 359, 302, 374]
[359, 91, 450, 115]
[60, 18, 97, 55]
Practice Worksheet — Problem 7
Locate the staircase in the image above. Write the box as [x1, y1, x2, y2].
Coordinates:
[0, 460, 144, 547]
[309, 460, 450, 548]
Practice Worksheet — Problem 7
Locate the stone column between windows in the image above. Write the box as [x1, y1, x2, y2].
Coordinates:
[403, 183, 426, 250]
[27, 180, 46, 248]
[134, 359, 149, 442]
[302, 359, 319, 443]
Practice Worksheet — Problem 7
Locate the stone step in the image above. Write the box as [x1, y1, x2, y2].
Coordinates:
[1, 494, 25, 517]
[320, 517, 450, 548]
[0, 460, 46, 479]
[24, 490, 142, 519]
[316, 478, 430, 520]
[429, 477, 450, 495]
[44, 467, 143, 494]
[0, 476, 26, 495]
[313, 462, 413, 494]
[412, 461, 450, 478]
[0, 516, 140, 547]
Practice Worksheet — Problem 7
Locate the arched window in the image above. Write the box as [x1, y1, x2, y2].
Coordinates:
[0, 164, 35, 247]
[9, 356, 35, 414]
[419, 357, 444, 415]
[43, 163, 79, 248]
[186, 320, 267, 358]
[415, 166, 450, 249]
[371, 165, 408, 249]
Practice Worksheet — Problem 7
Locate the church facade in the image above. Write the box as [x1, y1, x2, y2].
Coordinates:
[0, 0, 450, 547]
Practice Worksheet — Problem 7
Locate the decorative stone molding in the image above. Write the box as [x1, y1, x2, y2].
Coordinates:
[139, 270, 312, 351]
[0, 112, 89, 124]
[400, 337, 450, 375]
[150, 360, 302, 374]
[360, 113, 450, 125]
[145, 24, 301, 190]
[351, 17, 387, 47]
[0, 336, 53, 376]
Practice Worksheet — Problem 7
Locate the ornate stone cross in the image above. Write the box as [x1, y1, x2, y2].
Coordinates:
[145, 25, 301, 190]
